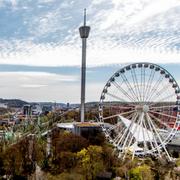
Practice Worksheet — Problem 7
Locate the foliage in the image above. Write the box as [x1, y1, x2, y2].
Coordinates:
[40, 132, 89, 174]
[36, 138, 47, 169]
[77, 145, 104, 180]
[52, 132, 89, 155]
[176, 158, 180, 166]
[46, 172, 84, 180]
[1, 118, 180, 179]
[0, 152, 5, 176]
[1, 136, 36, 178]
[128, 165, 153, 180]
[50, 151, 77, 174]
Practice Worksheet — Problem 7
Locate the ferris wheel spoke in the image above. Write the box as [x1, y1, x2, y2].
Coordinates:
[140, 67, 143, 102]
[113, 118, 132, 145]
[122, 113, 143, 159]
[122, 113, 144, 158]
[150, 105, 177, 109]
[148, 92, 176, 107]
[142, 117, 156, 151]
[139, 112, 149, 152]
[132, 68, 142, 102]
[103, 110, 135, 120]
[116, 113, 139, 148]
[144, 71, 159, 103]
[131, 112, 147, 159]
[126, 112, 136, 119]
[147, 84, 173, 106]
[130, 68, 141, 102]
[140, 66, 146, 102]
[146, 113, 171, 160]
[144, 73, 163, 103]
[137, 112, 144, 142]
[124, 112, 142, 149]
[149, 83, 171, 103]
[149, 110, 177, 119]
[136, 112, 149, 154]
[112, 81, 136, 102]
[145, 75, 164, 103]
[114, 127, 126, 144]
[145, 113, 162, 157]
[121, 73, 140, 102]
[144, 69, 156, 104]
[142, 67, 146, 102]
[121, 113, 139, 150]
[148, 112, 171, 129]
[114, 127, 127, 146]
[105, 92, 135, 105]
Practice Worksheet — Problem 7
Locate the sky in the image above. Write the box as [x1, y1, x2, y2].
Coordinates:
[0, 0, 180, 103]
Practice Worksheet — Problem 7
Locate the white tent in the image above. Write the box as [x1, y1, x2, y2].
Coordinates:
[118, 115, 153, 142]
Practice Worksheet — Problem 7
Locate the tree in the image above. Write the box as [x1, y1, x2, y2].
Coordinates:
[77, 145, 104, 180]
[2, 136, 36, 178]
[50, 151, 77, 174]
[52, 132, 89, 155]
[46, 172, 84, 180]
[41, 132, 89, 174]
[128, 165, 153, 180]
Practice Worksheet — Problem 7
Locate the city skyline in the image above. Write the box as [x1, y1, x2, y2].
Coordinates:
[0, 0, 180, 102]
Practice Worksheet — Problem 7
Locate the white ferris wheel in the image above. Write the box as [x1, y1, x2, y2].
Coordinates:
[99, 62, 180, 160]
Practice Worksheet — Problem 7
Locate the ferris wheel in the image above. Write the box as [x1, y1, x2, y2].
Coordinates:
[99, 62, 180, 160]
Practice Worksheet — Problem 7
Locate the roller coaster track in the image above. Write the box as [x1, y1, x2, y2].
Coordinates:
[0, 110, 70, 148]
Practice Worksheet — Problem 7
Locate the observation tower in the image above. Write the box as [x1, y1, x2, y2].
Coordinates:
[79, 9, 90, 122]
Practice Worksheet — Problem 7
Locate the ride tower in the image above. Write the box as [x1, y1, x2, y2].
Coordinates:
[79, 9, 90, 122]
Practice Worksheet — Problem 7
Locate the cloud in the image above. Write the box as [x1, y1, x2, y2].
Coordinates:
[20, 84, 48, 88]
[0, 71, 79, 87]
[1, 40, 180, 67]
[38, 0, 55, 3]
[126, 0, 180, 26]
[0, 0, 180, 67]
[0, 71, 80, 102]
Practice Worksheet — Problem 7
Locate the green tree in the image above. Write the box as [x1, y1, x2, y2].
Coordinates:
[77, 145, 104, 180]
[128, 165, 153, 180]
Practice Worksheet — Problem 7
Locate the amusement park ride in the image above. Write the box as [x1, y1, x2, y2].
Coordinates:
[0, 107, 66, 147]
[99, 62, 180, 161]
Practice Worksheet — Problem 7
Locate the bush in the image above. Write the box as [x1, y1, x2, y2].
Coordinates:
[46, 172, 84, 180]
[128, 165, 153, 180]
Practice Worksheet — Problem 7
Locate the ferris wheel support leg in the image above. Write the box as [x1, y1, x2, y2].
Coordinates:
[116, 113, 139, 151]
[121, 113, 139, 160]
[141, 113, 148, 153]
[146, 113, 172, 161]
[122, 113, 141, 160]
[145, 113, 162, 158]
[142, 117, 155, 151]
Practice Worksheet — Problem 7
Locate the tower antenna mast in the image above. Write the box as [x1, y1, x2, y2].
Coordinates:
[79, 9, 90, 122]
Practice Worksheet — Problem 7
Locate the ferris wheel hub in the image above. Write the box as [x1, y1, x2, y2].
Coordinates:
[135, 105, 149, 113]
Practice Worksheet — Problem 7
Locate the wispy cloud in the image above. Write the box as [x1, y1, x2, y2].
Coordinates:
[0, 71, 79, 102]
[0, 71, 79, 82]
[20, 84, 48, 88]
[0, 0, 179, 67]
[1, 0, 180, 102]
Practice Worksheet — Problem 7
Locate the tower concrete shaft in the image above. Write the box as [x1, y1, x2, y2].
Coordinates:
[79, 9, 90, 122]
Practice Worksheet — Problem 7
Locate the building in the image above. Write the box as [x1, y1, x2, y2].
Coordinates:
[56, 122, 102, 140]
[0, 103, 8, 109]
[23, 104, 32, 116]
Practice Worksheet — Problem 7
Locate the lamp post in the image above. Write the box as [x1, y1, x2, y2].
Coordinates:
[79, 9, 90, 122]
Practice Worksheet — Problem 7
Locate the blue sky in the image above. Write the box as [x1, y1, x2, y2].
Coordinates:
[0, 0, 180, 103]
